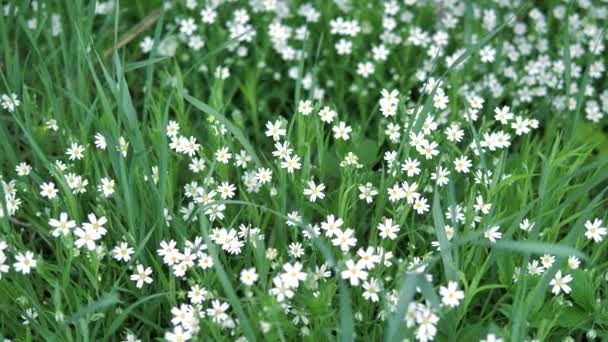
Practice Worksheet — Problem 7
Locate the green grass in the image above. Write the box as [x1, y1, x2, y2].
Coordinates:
[1, 0, 608, 341]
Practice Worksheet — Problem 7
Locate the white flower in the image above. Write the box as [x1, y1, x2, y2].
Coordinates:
[540, 254, 555, 268]
[567, 256, 581, 270]
[165, 326, 192, 342]
[445, 125, 464, 142]
[494, 106, 513, 124]
[217, 182, 236, 200]
[298, 100, 313, 115]
[453, 156, 472, 173]
[413, 197, 430, 215]
[379, 89, 399, 117]
[332, 121, 352, 141]
[318, 106, 337, 123]
[82, 213, 108, 236]
[130, 264, 153, 288]
[198, 253, 213, 269]
[402, 182, 420, 204]
[418, 140, 439, 160]
[0, 253, 10, 277]
[357, 247, 380, 270]
[439, 281, 464, 307]
[118, 136, 129, 157]
[362, 278, 381, 302]
[378, 218, 399, 240]
[271, 276, 294, 302]
[584, 218, 606, 243]
[281, 154, 301, 173]
[265, 120, 286, 141]
[387, 183, 405, 202]
[13, 251, 37, 274]
[358, 183, 378, 203]
[415, 307, 439, 342]
[40, 182, 59, 199]
[49, 212, 76, 237]
[357, 61, 375, 78]
[215, 147, 232, 164]
[15, 162, 32, 176]
[139, 36, 154, 53]
[179, 17, 197, 35]
[207, 300, 229, 323]
[94, 133, 107, 150]
[332, 228, 357, 252]
[240, 267, 259, 286]
[480, 334, 503, 342]
[401, 158, 421, 177]
[341, 259, 367, 286]
[112, 242, 134, 262]
[188, 284, 208, 304]
[1, 93, 20, 112]
[66, 143, 85, 160]
[321, 215, 343, 238]
[281, 262, 307, 288]
[549, 270, 572, 295]
[74, 226, 101, 250]
[170, 304, 194, 327]
[98, 177, 115, 197]
[431, 166, 450, 187]
[303, 179, 325, 202]
[519, 218, 534, 232]
[433, 88, 449, 110]
[474, 195, 492, 215]
[255, 168, 272, 184]
[527, 260, 545, 275]
[479, 45, 495, 63]
[484, 226, 502, 243]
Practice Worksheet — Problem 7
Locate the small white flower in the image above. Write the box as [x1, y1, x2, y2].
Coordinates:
[378, 218, 399, 240]
[303, 179, 326, 202]
[341, 259, 368, 286]
[66, 143, 85, 160]
[484, 226, 502, 243]
[265, 120, 286, 141]
[49, 212, 76, 237]
[584, 218, 606, 243]
[298, 100, 313, 115]
[13, 251, 37, 274]
[1, 93, 20, 112]
[332, 121, 352, 141]
[281, 262, 307, 288]
[98, 177, 116, 197]
[240, 267, 259, 286]
[439, 281, 464, 307]
[567, 256, 580, 270]
[453, 156, 472, 173]
[130, 264, 153, 288]
[549, 270, 572, 295]
[112, 242, 134, 262]
[40, 182, 59, 199]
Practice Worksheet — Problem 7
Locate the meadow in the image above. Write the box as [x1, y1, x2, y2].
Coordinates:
[1, 0, 607, 341]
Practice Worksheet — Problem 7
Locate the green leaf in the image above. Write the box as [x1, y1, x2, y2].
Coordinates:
[354, 138, 379, 166]
[338, 281, 354, 342]
[432, 188, 457, 281]
[569, 270, 596, 311]
[65, 293, 120, 324]
[555, 307, 591, 329]
[384, 272, 420, 342]
[456, 322, 486, 341]
[486, 240, 588, 261]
